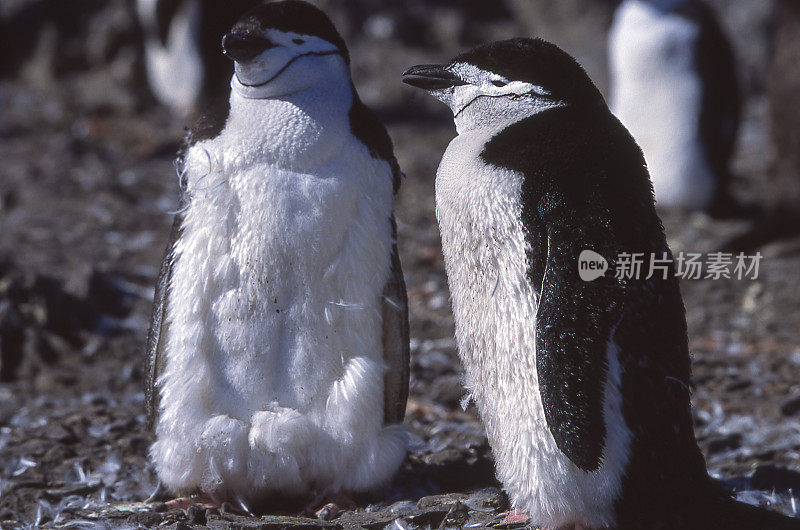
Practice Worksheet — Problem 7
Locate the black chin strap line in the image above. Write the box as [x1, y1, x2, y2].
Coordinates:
[239, 50, 344, 88]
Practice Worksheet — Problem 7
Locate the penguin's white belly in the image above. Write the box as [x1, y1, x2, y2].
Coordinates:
[435, 129, 630, 528]
[609, 0, 715, 210]
[151, 150, 407, 499]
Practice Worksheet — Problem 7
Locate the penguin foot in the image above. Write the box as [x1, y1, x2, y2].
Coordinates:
[164, 493, 220, 512]
[492, 509, 531, 527]
[492, 511, 590, 530]
[314, 503, 344, 521]
[304, 492, 356, 521]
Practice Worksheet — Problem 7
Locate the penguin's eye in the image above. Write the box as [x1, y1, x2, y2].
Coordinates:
[492, 80, 507, 87]
[292, 38, 305, 45]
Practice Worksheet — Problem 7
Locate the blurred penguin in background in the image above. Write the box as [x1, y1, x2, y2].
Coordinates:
[608, 0, 741, 217]
[137, 0, 261, 117]
[725, 0, 800, 251]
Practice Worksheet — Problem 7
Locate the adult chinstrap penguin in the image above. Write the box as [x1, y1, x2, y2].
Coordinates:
[403, 38, 800, 530]
[145, 0, 410, 515]
[608, 0, 741, 217]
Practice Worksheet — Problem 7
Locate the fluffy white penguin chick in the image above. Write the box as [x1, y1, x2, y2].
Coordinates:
[145, 0, 410, 514]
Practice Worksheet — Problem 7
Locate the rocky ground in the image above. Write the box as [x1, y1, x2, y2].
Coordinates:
[1, 1, 800, 528]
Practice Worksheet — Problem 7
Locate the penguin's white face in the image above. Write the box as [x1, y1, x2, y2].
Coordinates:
[404, 62, 564, 134]
[404, 39, 607, 134]
[225, 28, 348, 99]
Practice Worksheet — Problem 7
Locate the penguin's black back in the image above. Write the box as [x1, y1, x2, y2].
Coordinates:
[481, 101, 715, 523]
[480, 98, 800, 527]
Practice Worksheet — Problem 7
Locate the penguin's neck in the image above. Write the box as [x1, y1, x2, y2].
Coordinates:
[222, 79, 354, 171]
[454, 99, 565, 136]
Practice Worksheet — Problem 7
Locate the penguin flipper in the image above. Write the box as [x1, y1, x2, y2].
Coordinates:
[381, 216, 410, 425]
[145, 210, 183, 430]
[534, 224, 617, 472]
[348, 94, 409, 423]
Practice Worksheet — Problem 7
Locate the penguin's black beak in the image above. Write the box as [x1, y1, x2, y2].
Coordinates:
[222, 32, 277, 62]
[402, 64, 466, 90]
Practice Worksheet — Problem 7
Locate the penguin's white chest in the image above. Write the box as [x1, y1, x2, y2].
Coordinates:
[150, 136, 407, 499]
[609, 0, 715, 209]
[184, 161, 386, 413]
[435, 128, 630, 528]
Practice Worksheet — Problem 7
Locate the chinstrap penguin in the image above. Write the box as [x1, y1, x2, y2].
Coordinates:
[724, 0, 800, 251]
[608, 0, 741, 216]
[137, 0, 261, 116]
[403, 38, 800, 530]
[146, 0, 410, 513]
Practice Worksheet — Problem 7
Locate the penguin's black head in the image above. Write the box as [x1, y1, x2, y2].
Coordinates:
[403, 38, 606, 133]
[223, 0, 351, 99]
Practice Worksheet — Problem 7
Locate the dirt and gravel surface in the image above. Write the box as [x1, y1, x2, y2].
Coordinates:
[1, 1, 799, 528]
